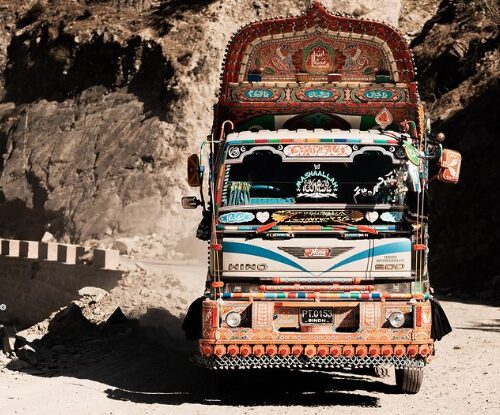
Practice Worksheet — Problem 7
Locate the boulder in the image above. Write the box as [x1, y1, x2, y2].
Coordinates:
[78, 286, 109, 303]
[41, 231, 56, 243]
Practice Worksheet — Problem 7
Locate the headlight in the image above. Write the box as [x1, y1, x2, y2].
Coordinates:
[225, 312, 242, 328]
[388, 312, 405, 328]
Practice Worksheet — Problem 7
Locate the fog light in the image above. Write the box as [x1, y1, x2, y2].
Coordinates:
[388, 312, 405, 328]
[225, 312, 242, 328]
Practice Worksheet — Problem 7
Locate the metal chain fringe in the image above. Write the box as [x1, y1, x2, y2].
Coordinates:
[193, 354, 426, 370]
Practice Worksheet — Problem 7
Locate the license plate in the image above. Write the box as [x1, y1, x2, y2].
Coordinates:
[300, 308, 333, 324]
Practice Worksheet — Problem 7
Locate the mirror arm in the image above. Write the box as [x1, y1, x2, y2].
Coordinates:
[198, 167, 207, 212]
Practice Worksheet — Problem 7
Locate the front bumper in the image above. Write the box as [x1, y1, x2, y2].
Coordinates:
[197, 299, 433, 369]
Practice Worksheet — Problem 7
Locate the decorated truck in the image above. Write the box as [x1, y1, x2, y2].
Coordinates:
[182, 1, 462, 394]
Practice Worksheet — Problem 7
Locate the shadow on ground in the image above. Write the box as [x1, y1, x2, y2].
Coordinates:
[7, 305, 394, 408]
[0, 257, 123, 328]
[455, 319, 500, 334]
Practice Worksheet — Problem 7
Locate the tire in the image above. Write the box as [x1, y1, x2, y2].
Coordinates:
[395, 367, 424, 394]
[372, 365, 390, 378]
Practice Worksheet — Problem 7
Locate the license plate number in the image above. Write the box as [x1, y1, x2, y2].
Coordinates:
[300, 308, 333, 324]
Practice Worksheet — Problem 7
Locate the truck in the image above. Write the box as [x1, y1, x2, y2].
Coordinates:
[181, 1, 462, 394]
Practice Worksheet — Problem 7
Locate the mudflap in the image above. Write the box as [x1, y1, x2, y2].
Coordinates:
[430, 297, 452, 341]
[182, 296, 205, 340]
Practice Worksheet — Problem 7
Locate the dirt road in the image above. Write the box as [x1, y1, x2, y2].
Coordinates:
[1, 295, 499, 415]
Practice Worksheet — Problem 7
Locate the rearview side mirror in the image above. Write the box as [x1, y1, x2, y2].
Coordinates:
[187, 154, 201, 187]
[438, 149, 462, 184]
[182, 196, 203, 209]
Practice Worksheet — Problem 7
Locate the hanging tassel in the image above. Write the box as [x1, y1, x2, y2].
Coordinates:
[430, 297, 452, 341]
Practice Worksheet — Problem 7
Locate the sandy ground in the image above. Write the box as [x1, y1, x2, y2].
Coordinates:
[0, 247, 499, 415]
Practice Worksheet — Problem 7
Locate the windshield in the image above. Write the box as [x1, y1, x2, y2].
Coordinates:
[221, 148, 416, 208]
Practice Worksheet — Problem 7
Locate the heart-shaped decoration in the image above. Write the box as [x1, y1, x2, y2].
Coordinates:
[365, 211, 379, 223]
[256, 211, 270, 223]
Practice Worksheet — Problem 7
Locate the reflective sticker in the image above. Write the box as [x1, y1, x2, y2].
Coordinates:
[256, 211, 270, 223]
[381, 211, 404, 222]
[284, 144, 352, 158]
[296, 170, 338, 199]
[365, 211, 379, 223]
[219, 212, 255, 224]
[404, 141, 420, 166]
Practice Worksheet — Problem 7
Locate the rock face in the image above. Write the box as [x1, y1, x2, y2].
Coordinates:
[323, 0, 401, 26]
[411, 0, 499, 293]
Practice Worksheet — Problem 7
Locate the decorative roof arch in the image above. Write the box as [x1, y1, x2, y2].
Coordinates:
[220, 0, 415, 88]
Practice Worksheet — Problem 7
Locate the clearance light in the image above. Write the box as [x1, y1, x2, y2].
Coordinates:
[394, 345, 406, 357]
[407, 345, 419, 357]
[291, 345, 303, 357]
[253, 345, 265, 357]
[330, 345, 342, 357]
[240, 345, 252, 357]
[317, 345, 329, 357]
[356, 345, 368, 357]
[278, 345, 290, 357]
[388, 312, 405, 328]
[369, 345, 380, 357]
[381, 345, 393, 356]
[343, 345, 355, 357]
[214, 345, 226, 357]
[304, 345, 317, 358]
[266, 345, 278, 357]
[200, 344, 213, 357]
[227, 345, 239, 356]
[419, 345, 430, 357]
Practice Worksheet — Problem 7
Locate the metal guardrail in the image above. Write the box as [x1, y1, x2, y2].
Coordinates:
[0, 238, 119, 270]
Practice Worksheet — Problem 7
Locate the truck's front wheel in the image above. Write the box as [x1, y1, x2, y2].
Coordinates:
[395, 367, 424, 394]
[372, 365, 390, 378]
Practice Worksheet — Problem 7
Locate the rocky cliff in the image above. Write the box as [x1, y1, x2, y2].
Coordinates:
[0, 0, 498, 293]
[411, 0, 499, 296]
